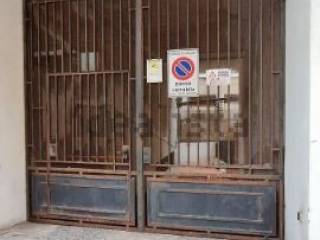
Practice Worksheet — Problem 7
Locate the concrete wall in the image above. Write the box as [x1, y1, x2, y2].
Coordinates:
[285, 0, 311, 239]
[309, 0, 320, 239]
[0, 0, 26, 229]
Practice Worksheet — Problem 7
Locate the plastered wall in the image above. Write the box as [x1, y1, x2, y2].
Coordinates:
[0, 0, 26, 229]
[309, 0, 320, 239]
[285, 0, 311, 239]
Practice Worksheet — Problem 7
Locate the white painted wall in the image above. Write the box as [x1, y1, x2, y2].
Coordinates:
[0, 0, 26, 229]
[285, 0, 311, 239]
[309, 0, 320, 239]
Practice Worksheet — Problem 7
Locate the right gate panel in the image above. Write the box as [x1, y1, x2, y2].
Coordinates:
[142, 0, 284, 238]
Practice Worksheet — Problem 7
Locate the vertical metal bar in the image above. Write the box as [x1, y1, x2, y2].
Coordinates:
[29, 3, 35, 165]
[45, 75, 51, 212]
[75, 76, 79, 161]
[54, 3, 58, 161]
[85, 0, 90, 161]
[238, 0, 241, 57]
[87, 74, 91, 161]
[54, 2, 57, 73]
[103, 73, 108, 162]
[227, 0, 231, 166]
[93, 0, 96, 55]
[69, 0, 72, 72]
[45, 2, 49, 162]
[157, 0, 162, 164]
[55, 76, 59, 161]
[43, 3, 51, 211]
[61, 0, 65, 162]
[216, 86, 220, 166]
[248, 0, 252, 170]
[63, 75, 67, 161]
[270, 0, 274, 168]
[68, 0, 74, 162]
[136, 0, 145, 231]
[128, 0, 132, 171]
[61, 1, 64, 73]
[85, 0, 89, 71]
[206, 0, 211, 166]
[102, 0, 105, 71]
[236, 0, 241, 163]
[71, 75, 75, 162]
[80, 75, 83, 161]
[77, 0, 81, 161]
[68, 1, 74, 161]
[101, 1, 107, 163]
[186, 0, 190, 166]
[77, 0, 80, 72]
[102, 74, 108, 162]
[120, 0, 125, 163]
[94, 0, 99, 162]
[177, 100, 181, 166]
[127, 83, 132, 218]
[177, 0, 180, 165]
[110, 0, 116, 170]
[148, 0, 152, 163]
[280, 0, 285, 168]
[227, 85, 231, 165]
[95, 74, 98, 161]
[217, 0, 220, 65]
[37, 2, 42, 160]
[196, 0, 200, 166]
[177, 0, 180, 45]
[166, 0, 171, 165]
[217, 0, 221, 167]
[260, 0, 263, 165]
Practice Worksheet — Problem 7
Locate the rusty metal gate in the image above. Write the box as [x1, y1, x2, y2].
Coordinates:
[24, 0, 284, 239]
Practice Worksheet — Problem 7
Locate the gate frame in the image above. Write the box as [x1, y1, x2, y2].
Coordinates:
[23, 0, 286, 239]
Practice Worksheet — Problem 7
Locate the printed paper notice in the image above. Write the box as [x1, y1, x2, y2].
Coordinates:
[147, 59, 163, 83]
[206, 68, 232, 86]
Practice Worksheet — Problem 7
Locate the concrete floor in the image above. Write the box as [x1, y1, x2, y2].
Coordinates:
[0, 223, 220, 240]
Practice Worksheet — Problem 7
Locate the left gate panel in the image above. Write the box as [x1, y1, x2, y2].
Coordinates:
[25, 0, 136, 227]
[31, 174, 136, 225]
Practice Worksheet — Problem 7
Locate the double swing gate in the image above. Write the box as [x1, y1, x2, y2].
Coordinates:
[25, 0, 284, 239]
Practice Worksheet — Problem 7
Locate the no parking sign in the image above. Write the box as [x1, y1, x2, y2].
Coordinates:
[168, 49, 199, 98]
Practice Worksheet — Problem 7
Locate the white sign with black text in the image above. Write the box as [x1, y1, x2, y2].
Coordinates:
[206, 68, 232, 87]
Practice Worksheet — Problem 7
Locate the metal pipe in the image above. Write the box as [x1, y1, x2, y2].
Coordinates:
[135, 0, 145, 231]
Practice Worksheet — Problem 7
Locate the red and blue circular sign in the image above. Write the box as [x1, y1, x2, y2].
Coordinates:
[172, 57, 195, 81]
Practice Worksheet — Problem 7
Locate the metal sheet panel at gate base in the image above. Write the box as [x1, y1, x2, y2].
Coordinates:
[147, 180, 277, 236]
[32, 175, 135, 224]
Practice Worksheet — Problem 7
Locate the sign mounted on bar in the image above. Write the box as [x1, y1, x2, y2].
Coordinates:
[168, 49, 199, 98]
[206, 68, 232, 87]
[147, 59, 163, 83]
